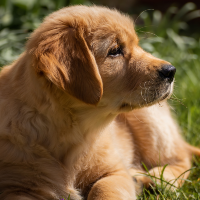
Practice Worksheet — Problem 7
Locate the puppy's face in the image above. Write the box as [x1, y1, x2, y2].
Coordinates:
[27, 6, 175, 112]
[90, 13, 175, 112]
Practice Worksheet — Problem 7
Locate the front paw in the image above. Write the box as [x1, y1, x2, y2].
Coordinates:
[133, 175, 156, 195]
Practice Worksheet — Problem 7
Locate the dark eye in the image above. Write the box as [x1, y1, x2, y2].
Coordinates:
[108, 46, 123, 57]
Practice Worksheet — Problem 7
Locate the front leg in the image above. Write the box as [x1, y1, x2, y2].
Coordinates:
[87, 169, 136, 200]
[147, 162, 191, 188]
[130, 160, 191, 192]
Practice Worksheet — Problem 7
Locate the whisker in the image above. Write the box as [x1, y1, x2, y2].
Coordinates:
[169, 97, 187, 108]
[136, 25, 156, 31]
[172, 93, 185, 101]
[132, 112, 144, 123]
[168, 104, 177, 114]
[134, 9, 154, 25]
[138, 31, 159, 38]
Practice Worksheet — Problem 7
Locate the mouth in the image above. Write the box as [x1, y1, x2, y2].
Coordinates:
[120, 82, 173, 110]
[120, 102, 131, 108]
[146, 82, 173, 106]
[157, 81, 174, 102]
[119, 103, 134, 110]
[159, 92, 170, 101]
[118, 81, 174, 111]
[120, 103, 131, 109]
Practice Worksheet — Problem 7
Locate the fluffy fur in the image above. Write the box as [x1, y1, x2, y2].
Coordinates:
[0, 5, 199, 200]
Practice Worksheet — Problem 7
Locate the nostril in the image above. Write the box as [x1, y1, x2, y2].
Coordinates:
[159, 65, 176, 82]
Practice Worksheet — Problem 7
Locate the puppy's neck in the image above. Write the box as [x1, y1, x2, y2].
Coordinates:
[49, 96, 117, 164]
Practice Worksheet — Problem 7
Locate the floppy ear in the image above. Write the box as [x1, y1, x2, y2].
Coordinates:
[28, 25, 103, 105]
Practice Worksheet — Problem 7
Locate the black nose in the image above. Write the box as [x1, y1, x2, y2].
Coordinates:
[159, 65, 176, 82]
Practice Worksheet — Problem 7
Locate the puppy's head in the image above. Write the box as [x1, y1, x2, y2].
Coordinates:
[27, 6, 175, 111]
[27, 7, 103, 105]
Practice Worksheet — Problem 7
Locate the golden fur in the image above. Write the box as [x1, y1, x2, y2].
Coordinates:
[0, 5, 199, 200]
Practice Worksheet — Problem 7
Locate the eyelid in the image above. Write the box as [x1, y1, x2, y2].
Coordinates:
[110, 43, 119, 50]
[109, 44, 123, 52]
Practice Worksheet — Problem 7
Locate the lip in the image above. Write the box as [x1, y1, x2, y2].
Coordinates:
[160, 92, 170, 101]
[157, 86, 172, 102]
[120, 103, 132, 109]
[119, 102, 135, 110]
[120, 82, 173, 110]
[120, 91, 170, 110]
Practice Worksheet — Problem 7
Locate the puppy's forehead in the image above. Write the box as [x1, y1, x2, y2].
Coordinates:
[46, 5, 138, 43]
[89, 7, 138, 43]
[84, 7, 139, 56]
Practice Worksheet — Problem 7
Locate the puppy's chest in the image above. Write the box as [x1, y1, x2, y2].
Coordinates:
[72, 123, 134, 195]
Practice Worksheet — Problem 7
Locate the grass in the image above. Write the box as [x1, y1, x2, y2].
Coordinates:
[0, 1, 200, 199]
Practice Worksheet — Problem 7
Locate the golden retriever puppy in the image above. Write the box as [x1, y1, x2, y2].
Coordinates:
[0, 5, 199, 200]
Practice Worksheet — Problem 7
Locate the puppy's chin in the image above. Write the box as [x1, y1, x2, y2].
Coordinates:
[119, 81, 174, 112]
[145, 81, 174, 106]
[157, 81, 174, 101]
